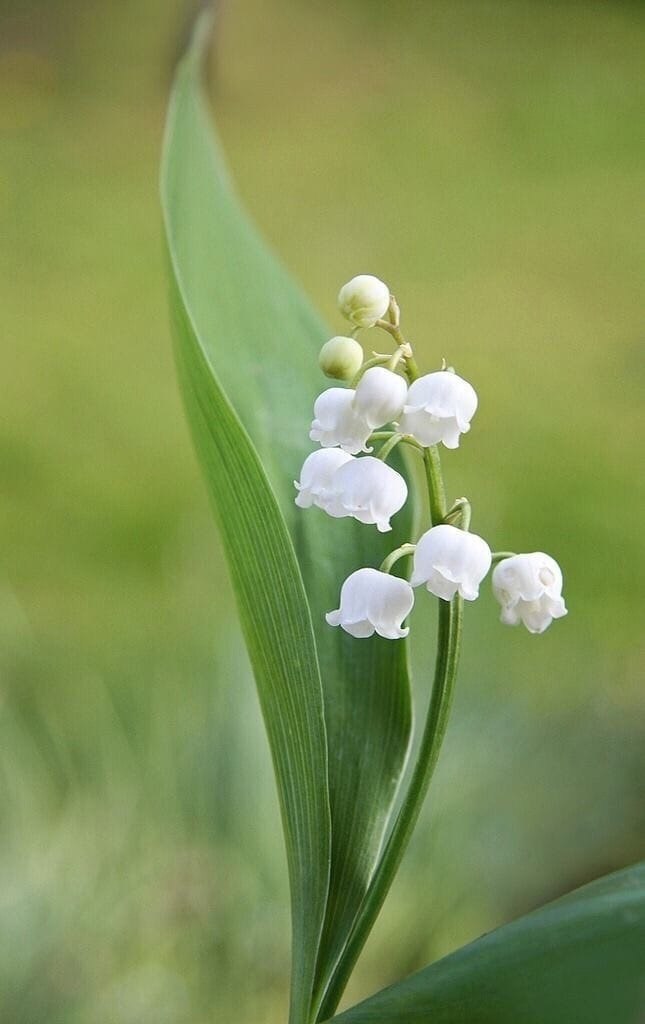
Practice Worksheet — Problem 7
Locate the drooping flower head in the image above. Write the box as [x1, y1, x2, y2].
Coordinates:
[326, 568, 414, 639]
[297, 272, 567, 642]
[492, 552, 567, 634]
[337, 275, 390, 328]
[411, 524, 491, 601]
[309, 387, 372, 454]
[331, 455, 408, 532]
[353, 367, 408, 429]
[294, 448, 353, 514]
[400, 370, 477, 449]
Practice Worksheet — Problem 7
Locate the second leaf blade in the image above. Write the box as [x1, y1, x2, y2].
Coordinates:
[327, 862, 645, 1024]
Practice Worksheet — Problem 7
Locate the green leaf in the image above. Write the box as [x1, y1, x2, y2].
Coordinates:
[166, 271, 330, 1024]
[327, 862, 645, 1024]
[161, 12, 413, 1021]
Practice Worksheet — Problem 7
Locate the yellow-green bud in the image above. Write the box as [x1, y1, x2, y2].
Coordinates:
[318, 336, 364, 381]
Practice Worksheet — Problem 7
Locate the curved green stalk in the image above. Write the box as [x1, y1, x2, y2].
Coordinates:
[492, 550, 517, 565]
[315, 443, 464, 1022]
[377, 432, 404, 462]
[380, 543, 416, 574]
[423, 446, 446, 524]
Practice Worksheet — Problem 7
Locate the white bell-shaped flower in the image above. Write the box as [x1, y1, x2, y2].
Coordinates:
[326, 568, 414, 639]
[337, 275, 390, 328]
[492, 552, 567, 634]
[331, 456, 407, 532]
[309, 387, 372, 455]
[411, 524, 491, 601]
[294, 448, 353, 514]
[353, 367, 408, 429]
[399, 371, 478, 449]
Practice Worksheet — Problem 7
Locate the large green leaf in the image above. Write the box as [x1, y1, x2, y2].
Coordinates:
[161, 12, 414, 1020]
[328, 862, 645, 1024]
[167, 271, 330, 1024]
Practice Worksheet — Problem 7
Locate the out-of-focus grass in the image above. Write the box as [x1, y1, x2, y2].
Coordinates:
[1, 0, 643, 1020]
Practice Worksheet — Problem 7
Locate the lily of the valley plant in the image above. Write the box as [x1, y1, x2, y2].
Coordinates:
[298, 273, 567, 641]
[162, 13, 645, 1024]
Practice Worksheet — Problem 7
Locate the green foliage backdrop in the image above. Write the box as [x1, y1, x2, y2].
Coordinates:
[1, 1, 644, 1021]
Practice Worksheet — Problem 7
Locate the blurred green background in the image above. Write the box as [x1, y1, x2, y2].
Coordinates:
[1, 0, 644, 1021]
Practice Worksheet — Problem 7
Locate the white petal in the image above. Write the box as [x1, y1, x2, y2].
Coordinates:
[331, 567, 372, 622]
[425, 569, 460, 602]
[500, 605, 521, 626]
[353, 367, 408, 429]
[458, 580, 480, 601]
[340, 618, 377, 639]
[400, 371, 478, 449]
[533, 553, 564, 598]
[326, 568, 413, 640]
[399, 408, 444, 447]
[411, 524, 491, 601]
[493, 557, 539, 604]
[296, 448, 356, 516]
[452, 376, 478, 429]
[309, 388, 372, 454]
[294, 448, 354, 511]
[546, 595, 568, 620]
[439, 418, 463, 449]
[366, 572, 414, 639]
[492, 552, 566, 631]
[332, 456, 407, 531]
[298, 447, 353, 488]
[518, 599, 555, 634]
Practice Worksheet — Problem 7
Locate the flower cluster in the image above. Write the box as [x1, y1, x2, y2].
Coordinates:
[295, 275, 567, 639]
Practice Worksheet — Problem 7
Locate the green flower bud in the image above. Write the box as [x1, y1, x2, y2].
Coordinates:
[318, 335, 364, 381]
[337, 275, 390, 328]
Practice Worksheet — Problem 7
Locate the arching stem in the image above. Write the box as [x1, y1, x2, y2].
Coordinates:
[377, 432, 404, 462]
[314, 400, 464, 1023]
[444, 496, 472, 531]
[491, 550, 517, 565]
[379, 543, 416, 574]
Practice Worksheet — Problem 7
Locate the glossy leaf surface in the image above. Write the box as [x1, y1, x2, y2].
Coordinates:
[329, 862, 645, 1024]
[161, 14, 414, 1019]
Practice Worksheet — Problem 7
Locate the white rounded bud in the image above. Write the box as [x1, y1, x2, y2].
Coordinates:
[353, 367, 408, 429]
[309, 388, 372, 455]
[400, 371, 478, 449]
[331, 455, 407, 532]
[318, 335, 364, 381]
[411, 524, 491, 601]
[294, 448, 353, 514]
[326, 568, 414, 639]
[337, 275, 390, 328]
[492, 552, 567, 634]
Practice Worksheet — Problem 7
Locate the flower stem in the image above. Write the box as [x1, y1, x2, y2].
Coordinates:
[349, 353, 392, 388]
[314, 424, 464, 1023]
[423, 446, 446, 525]
[379, 543, 416, 574]
[491, 550, 516, 565]
[376, 432, 404, 462]
[370, 430, 424, 454]
[315, 599, 463, 1021]
[387, 348, 405, 371]
[444, 496, 472, 531]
